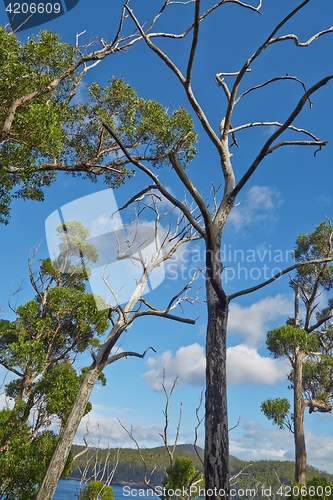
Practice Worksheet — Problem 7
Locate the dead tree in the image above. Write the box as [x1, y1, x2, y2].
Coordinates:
[36, 192, 202, 499]
[119, 371, 205, 500]
[97, 1, 333, 498]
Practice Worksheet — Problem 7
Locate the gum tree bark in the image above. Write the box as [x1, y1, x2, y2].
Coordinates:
[294, 350, 307, 486]
[36, 365, 104, 498]
[205, 278, 230, 495]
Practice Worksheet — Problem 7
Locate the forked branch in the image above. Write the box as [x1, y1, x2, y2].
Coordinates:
[231, 75, 333, 198]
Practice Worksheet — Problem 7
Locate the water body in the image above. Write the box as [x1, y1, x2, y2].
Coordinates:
[54, 480, 151, 499]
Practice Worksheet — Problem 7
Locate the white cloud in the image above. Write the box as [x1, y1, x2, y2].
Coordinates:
[143, 341, 289, 390]
[227, 345, 289, 386]
[230, 421, 333, 474]
[143, 343, 206, 391]
[228, 186, 283, 231]
[228, 294, 293, 347]
[230, 420, 294, 463]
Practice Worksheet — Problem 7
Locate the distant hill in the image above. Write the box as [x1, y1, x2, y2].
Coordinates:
[69, 444, 333, 494]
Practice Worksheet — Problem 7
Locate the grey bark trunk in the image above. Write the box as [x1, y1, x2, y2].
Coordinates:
[294, 351, 307, 485]
[204, 241, 230, 500]
[36, 364, 103, 500]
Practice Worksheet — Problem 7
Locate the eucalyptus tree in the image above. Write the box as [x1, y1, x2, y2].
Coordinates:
[262, 222, 333, 485]
[0, 2, 202, 225]
[0, 222, 110, 498]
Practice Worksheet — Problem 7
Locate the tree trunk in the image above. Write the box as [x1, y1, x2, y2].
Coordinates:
[294, 351, 307, 485]
[204, 241, 230, 500]
[36, 364, 104, 500]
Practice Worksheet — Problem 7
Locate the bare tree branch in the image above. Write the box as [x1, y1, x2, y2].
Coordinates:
[228, 258, 333, 301]
[102, 122, 205, 238]
[186, 0, 201, 87]
[229, 122, 320, 141]
[234, 75, 310, 106]
[270, 26, 333, 48]
[194, 390, 204, 466]
[230, 75, 333, 199]
[267, 140, 327, 154]
[221, 0, 330, 139]
[124, 4, 225, 162]
[106, 346, 156, 366]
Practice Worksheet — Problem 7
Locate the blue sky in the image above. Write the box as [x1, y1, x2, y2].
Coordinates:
[1, 0, 333, 474]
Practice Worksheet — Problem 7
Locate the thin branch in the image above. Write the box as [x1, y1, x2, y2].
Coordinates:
[235, 75, 310, 106]
[117, 420, 161, 493]
[222, 0, 314, 139]
[106, 347, 156, 366]
[0, 362, 23, 378]
[125, 5, 224, 161]
[270, 26, 333, 48]
[217, 70, 252, 77]
[194, 390, 204, 466]
[215, 75, 231, 102]
[228, 258, 333, 301]
[230, 463, 253, 484]
[229, 122, 320, 142]
[225, 0, 262, 12]
[160, 372, 179, 466]
[267, 140, 327, 155]
[129, 309, 197, 325]
[228, 416, 241, 433]
[168, 152, 211, 239]
[186, 0, 201, 87]
[230, 75, 333, 198]
[147, 0, 261, 42]
[102, 122, 205, 237]
[308, 313, 333, 334]
[73, 422, 98, 460]
[113, 185, 159, 215]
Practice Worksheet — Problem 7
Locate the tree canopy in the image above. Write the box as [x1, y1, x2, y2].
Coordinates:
[0, 222, 109, 498]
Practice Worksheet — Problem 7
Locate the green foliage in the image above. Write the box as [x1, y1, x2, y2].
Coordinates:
[79, 481, 114, 500]
[292, 477, 333, 500]
[0, 225, 110, 496]
[0, 27, 78, 224]
[0, 418, 72, 500]
[55, 220, 98, 278]
[266, 325, 318, 359]
[71, 446, 204, 486]
[294, 222, 333, 294]
[32, 363, 92, 423]
[0, 26, 197, 224]
[163, 458, 204, 499]
[86, 78, 197, 168]
[298, 355, 333, 403]
[261, 398, 291, 429]
[263, 222, 333, 484]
